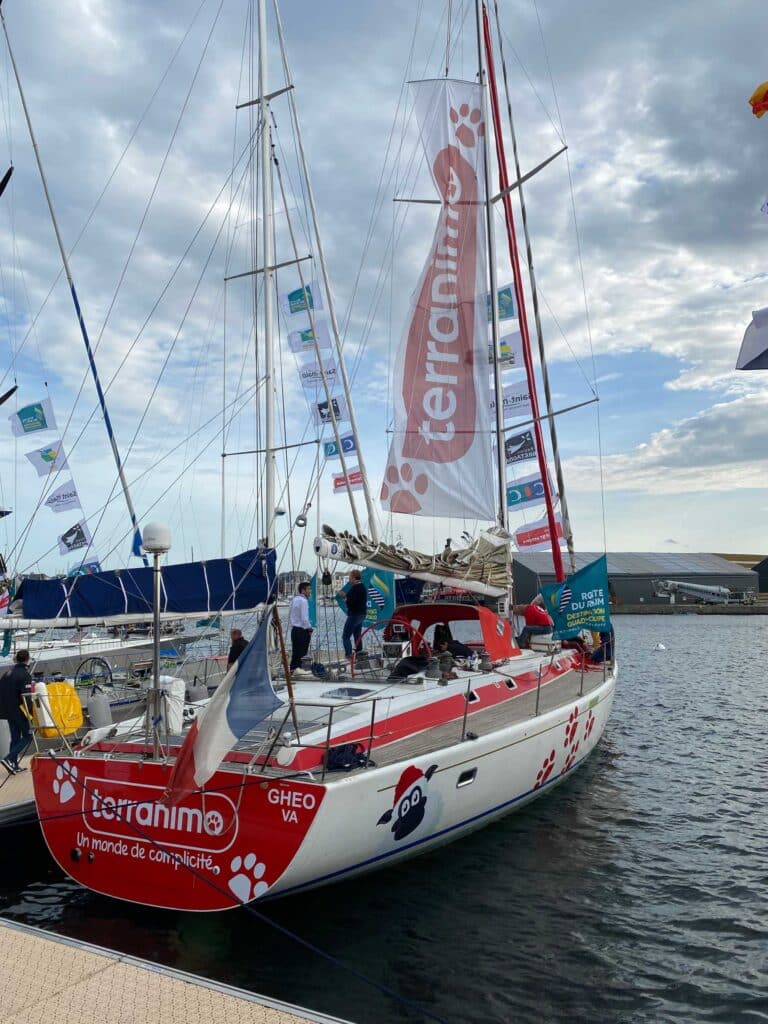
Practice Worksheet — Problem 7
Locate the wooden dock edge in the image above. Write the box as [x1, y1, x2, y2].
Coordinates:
[0, 917, 354, 1024]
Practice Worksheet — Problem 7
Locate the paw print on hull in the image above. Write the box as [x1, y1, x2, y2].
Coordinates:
[564, 741, 580, 773]
[52, 761, 77, 804]
[450, 104, 484, 148]
[584, 709, 596, 740]
[380, 463, 429, 514]
[564, 706, 579, 748]
[534, 749, 556, 789]
[228, 853, 269, 904]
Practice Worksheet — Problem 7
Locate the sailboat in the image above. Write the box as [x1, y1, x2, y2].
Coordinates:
[29, 0, 617, 911]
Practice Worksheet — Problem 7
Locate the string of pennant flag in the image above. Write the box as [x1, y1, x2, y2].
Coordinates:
[487, 284, 564, 553]
[9, 397, 101, 574]
[279, 280, 360, 493]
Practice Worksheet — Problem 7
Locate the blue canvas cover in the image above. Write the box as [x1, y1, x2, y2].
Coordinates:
[19, 548, 276, 620]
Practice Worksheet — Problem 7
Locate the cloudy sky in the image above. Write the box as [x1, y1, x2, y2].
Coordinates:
[1, 0, 767, 577]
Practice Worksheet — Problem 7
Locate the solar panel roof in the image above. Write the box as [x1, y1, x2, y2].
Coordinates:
[512, 552, 758, 577]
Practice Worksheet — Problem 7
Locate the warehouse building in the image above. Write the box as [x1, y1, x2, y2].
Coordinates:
[512, 552, 759, 606]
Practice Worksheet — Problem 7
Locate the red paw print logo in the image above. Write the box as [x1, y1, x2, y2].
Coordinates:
[564, 706, 579, 748]
[563, 741, 580, 773]
[584, 709, 596, 740]
[534, 749, 556, 789]
[450, 103, 485, 148]
[380, 463, 429, 514]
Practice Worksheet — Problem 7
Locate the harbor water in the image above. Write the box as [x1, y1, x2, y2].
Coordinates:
[0, 615, 765, 1023]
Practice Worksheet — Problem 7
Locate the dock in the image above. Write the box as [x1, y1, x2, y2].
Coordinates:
[0, 918, 352, 1024]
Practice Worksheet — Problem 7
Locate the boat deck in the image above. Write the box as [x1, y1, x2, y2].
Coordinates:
[0, 756, 35, 825]
[373, 662, 608, 768]
[0, 918, 351, 1024]
[220, 660, 611, 780]
[69, 662, 614, 786]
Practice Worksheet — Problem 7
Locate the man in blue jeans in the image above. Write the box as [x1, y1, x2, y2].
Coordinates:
[338, 569, 368, 662]
[0, 649, 32, 774]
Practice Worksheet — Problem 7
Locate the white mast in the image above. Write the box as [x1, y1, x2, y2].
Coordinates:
[258, 0, 276, 548]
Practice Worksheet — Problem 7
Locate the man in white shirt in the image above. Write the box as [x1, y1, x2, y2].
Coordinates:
[288, 581, 313, 673]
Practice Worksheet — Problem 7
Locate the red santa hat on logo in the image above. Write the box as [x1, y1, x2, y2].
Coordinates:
[393, 765, 424, 806]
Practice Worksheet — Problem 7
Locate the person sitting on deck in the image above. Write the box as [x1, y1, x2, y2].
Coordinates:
[433, 622, 473, 660]
[434, 639, 459, 681]
[590, 625, 615, 664]
[514, 596, 553, 649]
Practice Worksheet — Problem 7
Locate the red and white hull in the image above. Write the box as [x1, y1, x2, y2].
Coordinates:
[33, 664, 616, 911]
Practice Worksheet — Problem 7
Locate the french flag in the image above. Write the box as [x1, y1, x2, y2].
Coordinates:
[162, 613, 283, 806]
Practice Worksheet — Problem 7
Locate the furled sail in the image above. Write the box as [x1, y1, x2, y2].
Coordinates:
[736, 307, 768, 370]
[380, 79, 495, 520]
[317, 525, 510, 597]
[16, 548, 276, 621]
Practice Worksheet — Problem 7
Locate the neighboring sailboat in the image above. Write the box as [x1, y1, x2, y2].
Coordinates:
[30, 0, 617, 912]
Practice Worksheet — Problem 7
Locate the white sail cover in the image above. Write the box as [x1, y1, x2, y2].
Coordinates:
[381, 79, 495, 520]
[736, 307, 768, 370]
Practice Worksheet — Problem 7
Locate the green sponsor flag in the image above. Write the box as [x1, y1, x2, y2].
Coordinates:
[541, 556, 611, 639]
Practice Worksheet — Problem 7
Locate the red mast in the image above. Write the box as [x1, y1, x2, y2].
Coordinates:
[482, 3, 564, 582]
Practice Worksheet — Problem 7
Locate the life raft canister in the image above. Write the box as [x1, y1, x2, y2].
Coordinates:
[32, 681, 84, 738]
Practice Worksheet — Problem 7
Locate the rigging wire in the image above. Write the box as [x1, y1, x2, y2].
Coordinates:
[88, 0, 225, 378]
[529, 0, 608, 551]
[15, 381, 261, 573]
[8, 124, 262, 572]
[0, 0, 212, 390]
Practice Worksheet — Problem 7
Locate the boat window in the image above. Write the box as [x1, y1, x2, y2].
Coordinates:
[467, 690, 480, 703]
[504, 679, 517, 690]
[456, 768, 477, 788]
[321, 687, 375, 699]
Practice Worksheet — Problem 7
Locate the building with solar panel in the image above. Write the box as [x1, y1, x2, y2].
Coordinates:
[512, 552, 760, 607]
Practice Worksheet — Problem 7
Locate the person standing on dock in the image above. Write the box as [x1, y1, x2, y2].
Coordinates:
[226, 628, 248, 671]
[0, 649, 32, 774]
[338, 569, 368, 662]
[289, 581, 313, 674]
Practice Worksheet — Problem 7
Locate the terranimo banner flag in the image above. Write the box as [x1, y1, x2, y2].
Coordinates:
[541, 555, 611, 638]
[280, 280, 323, 316]
[25, 439, 68, 477]
[44, 479, 82, 515]
[379, 78, 495, 522]
[9, 398, 57, 436]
